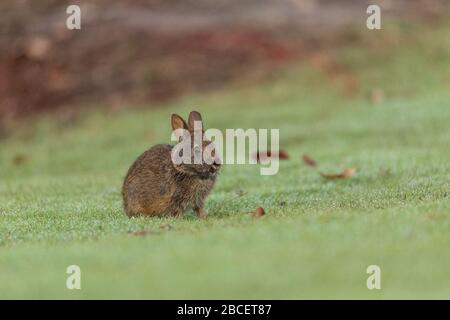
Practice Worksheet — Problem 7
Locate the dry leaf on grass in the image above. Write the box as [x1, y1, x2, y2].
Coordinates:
[371, 88, 385, 105]
[302, 153, 317, 166]
[130, 230, 159, 236]
[13, 154, 29, 165]
[254, 150, 289, 162]
[424, 213, 435, 220]
[251, 207, 266, 218]
[159, 224, 173, 231]
[131, 225, 173, 236]
[320, 168, 356, 180]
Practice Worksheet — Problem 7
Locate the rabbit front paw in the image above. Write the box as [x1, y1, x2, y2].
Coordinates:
[194, 207, 207, 219]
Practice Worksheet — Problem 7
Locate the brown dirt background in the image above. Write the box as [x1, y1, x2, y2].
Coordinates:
[0, 0, 448, 122]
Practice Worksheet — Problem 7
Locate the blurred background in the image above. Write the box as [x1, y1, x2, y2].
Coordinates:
[1, 0, 448, 124]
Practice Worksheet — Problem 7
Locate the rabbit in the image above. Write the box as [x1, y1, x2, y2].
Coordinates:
[122, 111, 221, 218]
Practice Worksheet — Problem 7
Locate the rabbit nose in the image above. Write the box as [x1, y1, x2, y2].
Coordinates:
[209, 160, 220, 173]
[209, 165, 219, 174]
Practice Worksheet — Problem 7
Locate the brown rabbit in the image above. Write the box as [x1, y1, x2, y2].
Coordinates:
[122, 111, 220, 218]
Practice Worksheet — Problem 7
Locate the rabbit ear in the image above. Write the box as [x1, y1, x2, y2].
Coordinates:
[188, 111, 203, 131]
[171, 113, 188, 131]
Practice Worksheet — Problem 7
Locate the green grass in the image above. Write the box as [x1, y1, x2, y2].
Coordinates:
[0, 23, 449, 299]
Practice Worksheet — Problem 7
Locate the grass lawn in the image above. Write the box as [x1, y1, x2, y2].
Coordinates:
[0, 22, 449, 299]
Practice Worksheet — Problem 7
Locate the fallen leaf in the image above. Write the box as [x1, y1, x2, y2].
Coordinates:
[13, 154, 29, 165]
[302, 153, 317, 166]
[278, 150, 289, 159]
[251, 207, 266, 218]
[320, 168, 356, 180]
[424, 213, 434, 220]
[371, 88, 385, 105]
[159, 224, 173, 231]
[254, 150, 289, 162]
[129, 230, 159, 236]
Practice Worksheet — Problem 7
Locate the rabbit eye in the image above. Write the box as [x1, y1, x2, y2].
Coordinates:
[194, 145, 201, 154]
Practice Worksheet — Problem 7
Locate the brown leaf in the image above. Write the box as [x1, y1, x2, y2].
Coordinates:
[320, 168, 356, 180]
[302, 153, 316, 166]
[424, 213, 434, 220]
[159, 224, 173, 231]
[13, 154, 29, 165]
[251, 207, 266, 218]
[130, 230, 159, 237]
[278, 150, 289, 159]
[371, 88, 385, 105]
[254, 150, 289, 162]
